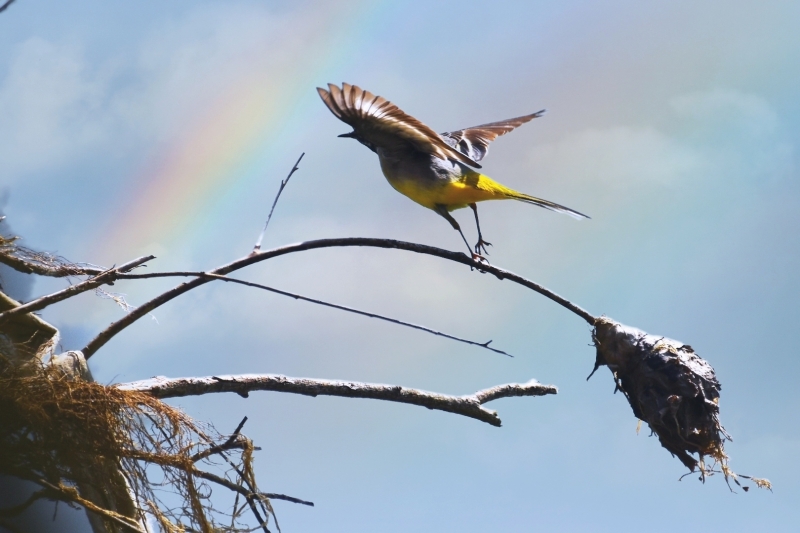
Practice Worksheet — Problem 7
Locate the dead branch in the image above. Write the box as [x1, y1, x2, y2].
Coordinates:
[0, 255, 153, 326]
[190, 434, 251, 462]
[83, 237, 596, 359]
[187, 416, 276, 527]
[190, 416, 251, 462]
[137, 271, 510, 356]
[193, 468, 313, 508]
[118, 374, 557, 427]
[0, 0, 17, 14]
[261, 493, 314, 507]
[254, 153, 304, 251]
[190, 470, 273, 532]
[0, 238, 103, 277]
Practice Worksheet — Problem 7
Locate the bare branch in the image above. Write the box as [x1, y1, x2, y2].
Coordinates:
[117, 374, 558, 427]
[196, 416, 276, 525]
[0, 256, 154, 326]
[191, 471, 273, 533]
[190, 415, 250, 462]
[261, 494, 314, 507]
[0, 0, 18, 14]
[83, 238, 595, 359]
[190, 434, 251, 463]
[125, 271, 511, 356]
[193, 468, 313, 509]
[254, 153, 304, 252]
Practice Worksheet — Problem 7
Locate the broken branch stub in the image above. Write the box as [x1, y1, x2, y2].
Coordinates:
[590, 318, 733, 476]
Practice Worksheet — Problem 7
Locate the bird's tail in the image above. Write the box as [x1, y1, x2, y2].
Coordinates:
[504, 190, 590, 220]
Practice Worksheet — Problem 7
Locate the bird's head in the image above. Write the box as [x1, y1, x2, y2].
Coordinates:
[338, 130, 377, 153]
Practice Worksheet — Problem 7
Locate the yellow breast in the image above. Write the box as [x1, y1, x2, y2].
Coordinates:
[385, 170, 513, 212]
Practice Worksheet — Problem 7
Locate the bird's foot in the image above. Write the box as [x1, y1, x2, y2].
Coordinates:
[474, 238, 492, 256]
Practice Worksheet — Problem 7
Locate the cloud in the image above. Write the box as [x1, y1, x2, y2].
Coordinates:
[671, 90, 779, 136]
[0, 2, 348, 185]
[669, 89, 794, 185]
[0, 37, 112, 181]
[524, 89, 793, 205]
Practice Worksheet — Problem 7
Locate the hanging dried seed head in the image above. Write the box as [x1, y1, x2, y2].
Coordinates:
[589, 317, 770, 491]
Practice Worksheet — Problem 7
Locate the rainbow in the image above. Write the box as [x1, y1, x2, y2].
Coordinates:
[94, 1, 390, 262]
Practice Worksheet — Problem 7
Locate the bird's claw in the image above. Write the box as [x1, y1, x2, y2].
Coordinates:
[474, 239, 492, 256]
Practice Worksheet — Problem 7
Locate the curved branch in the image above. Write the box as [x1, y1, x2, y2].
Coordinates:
[83, 238, 595, 359]
[117, 373, 558, 427]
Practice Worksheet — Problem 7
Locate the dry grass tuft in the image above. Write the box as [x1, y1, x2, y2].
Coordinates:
[0, 353, 274, 532]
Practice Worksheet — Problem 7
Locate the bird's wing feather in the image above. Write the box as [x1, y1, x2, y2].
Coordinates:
[317, 83, 481, 168]
[440, 111, 545, 162]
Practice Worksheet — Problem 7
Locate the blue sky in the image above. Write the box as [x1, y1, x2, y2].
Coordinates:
[1, 0, 799, 531]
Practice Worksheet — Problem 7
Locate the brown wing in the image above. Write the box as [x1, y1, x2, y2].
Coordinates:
[317, 83, 481, 168]
[440, 110, 545, 162]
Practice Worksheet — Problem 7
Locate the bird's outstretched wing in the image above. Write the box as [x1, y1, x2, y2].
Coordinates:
[317, 83, 481, 168]
[440, 111, 545, 162]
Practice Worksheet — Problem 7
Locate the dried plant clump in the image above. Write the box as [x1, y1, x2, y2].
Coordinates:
[590, 317, 770, 491]
[0, 232, 87, 278]
[0, 353, 275, 532]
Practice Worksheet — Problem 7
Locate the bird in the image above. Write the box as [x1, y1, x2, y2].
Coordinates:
[316, 83, 589, 259]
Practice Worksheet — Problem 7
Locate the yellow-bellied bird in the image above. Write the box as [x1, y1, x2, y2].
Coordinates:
[317, 83, 589, 258]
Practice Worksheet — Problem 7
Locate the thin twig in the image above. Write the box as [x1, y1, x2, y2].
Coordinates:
[193, 469, 314, 508]
[261, 494, 314, 507]
[192, 469, 273, 532]
[231, 415, 249, 435]
[118, 374, 557, 427]
[0, 255, 154, 325]
[192, 416, 274, 525]
[83, 238, 595, 359]
[0, 0, 17, 14]
[253, 153, 304, 252]
[190, 416, 250, 462]
[124, 271, 510, 356]
[245, 498, 271, 533]
[190, 434, 250, 462]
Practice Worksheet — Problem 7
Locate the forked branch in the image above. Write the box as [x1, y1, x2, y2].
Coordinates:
[0, 255, 154, 326]
[118, 374, 558, 427]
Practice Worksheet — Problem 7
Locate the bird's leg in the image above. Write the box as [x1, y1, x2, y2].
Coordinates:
[469, 203, 492, 256]
[435, 204, 486, 262]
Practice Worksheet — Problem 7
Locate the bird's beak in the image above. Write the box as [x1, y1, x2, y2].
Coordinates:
[338, 131, 356, 138]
